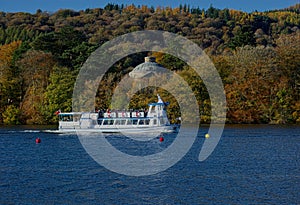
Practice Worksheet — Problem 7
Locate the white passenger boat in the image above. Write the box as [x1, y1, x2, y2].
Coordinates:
[56, 95, 178, 134]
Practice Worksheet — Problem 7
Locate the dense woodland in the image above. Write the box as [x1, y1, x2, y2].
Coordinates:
[0, 4, 299, 124]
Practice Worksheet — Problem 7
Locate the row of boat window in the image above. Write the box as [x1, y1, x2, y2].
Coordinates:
[59, 115, 168, 126]
[59, 115, 80, 122]
[98, 119, 156, 125]
[59, 113, 148, 122]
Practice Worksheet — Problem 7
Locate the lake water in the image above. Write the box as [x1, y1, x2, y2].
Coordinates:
[0, 125, 299, 204]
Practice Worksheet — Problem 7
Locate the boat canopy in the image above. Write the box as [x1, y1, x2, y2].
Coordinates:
[148, 102, 169, 106]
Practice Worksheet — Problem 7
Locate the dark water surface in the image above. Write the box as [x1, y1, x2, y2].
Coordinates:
[0, 125, 299, 204]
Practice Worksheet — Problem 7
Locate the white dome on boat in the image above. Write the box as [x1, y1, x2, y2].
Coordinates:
[129, 57, 166, 79]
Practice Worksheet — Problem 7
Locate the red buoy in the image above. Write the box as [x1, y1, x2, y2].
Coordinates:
[159, 137, 164, 142]
[35, 138, 41, 144]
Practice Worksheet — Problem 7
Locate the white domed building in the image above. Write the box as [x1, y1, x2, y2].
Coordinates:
[129, 57, 167, 79]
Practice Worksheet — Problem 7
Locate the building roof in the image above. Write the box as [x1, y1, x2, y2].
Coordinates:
[129, 57, 166, 79]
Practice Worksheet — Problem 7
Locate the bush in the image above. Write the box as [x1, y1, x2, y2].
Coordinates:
[2, 105, 21, 125]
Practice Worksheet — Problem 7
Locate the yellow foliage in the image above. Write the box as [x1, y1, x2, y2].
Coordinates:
[0, 40, 22, 67]
[123, 4, 138, 13]
[140, 5, 150, 13]
[151, 52, 164, 63]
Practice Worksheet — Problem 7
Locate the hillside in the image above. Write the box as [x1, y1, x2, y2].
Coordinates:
[0, 4, 299, 124]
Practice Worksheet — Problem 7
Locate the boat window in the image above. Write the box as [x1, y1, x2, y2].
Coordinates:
[59, 115, 73, 121]
[98, 119, 103, 125]
[153, 119, 157, 125]
[145, 119, 150, 125]
[138, 120, 144, 125]
[132, 119, 138, 125]
[115, 119, 126, 125]
[74, 114, 81, 122]
[126, 119, 132, 125]
[103, 119, 114, 125]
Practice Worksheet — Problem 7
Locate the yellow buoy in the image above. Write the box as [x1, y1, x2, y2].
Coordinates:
[205, 133, 210, 138]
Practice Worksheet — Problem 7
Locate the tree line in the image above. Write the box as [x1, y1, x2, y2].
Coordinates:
[0, 3, 299, 124]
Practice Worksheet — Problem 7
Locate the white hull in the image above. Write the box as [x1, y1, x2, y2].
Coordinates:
[55, 125, 176, 134]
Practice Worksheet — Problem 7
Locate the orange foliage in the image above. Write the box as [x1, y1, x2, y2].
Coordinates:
[0, 40, 22, 67]
[151, 52, 164, 63]
[123, 4, 138, 13]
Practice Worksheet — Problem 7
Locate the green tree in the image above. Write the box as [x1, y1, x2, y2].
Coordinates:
[206, 5, 220, 18]
[229, 25, 256, 49]
[61, 42, 98, 69]
[43, 66, 77, 123]
[32, 26, 87, 68]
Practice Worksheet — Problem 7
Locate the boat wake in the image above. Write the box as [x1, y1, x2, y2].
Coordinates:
[22, 130, 41, 133]
[5, 130, 41, 133]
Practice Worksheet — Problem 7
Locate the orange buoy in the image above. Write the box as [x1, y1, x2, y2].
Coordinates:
[159, 137, 164, 142]
[35, 138, 41, 144]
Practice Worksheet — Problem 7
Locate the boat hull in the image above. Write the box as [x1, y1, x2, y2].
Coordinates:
[56, 125, 177, 134]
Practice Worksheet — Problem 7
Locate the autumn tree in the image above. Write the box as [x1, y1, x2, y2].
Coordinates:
[17, 50, 56, 124]
[274, 34, 300, 123]
[224, 46, 293, 123]
[0, 41, 22, 123]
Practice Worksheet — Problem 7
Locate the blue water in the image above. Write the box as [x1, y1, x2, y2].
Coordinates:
[0, 125, 299, 204]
